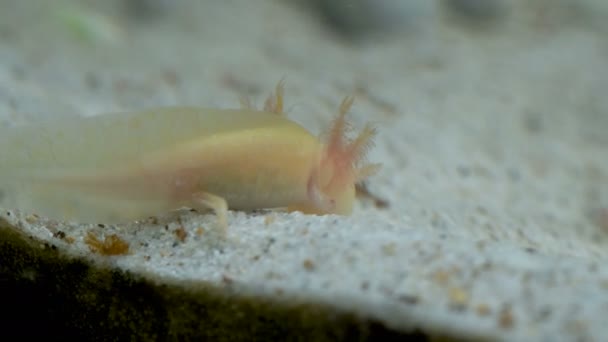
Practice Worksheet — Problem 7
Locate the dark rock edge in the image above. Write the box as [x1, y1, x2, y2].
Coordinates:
[0, 218, 480, 342]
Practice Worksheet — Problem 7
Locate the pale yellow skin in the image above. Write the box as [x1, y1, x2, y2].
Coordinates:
[0, 83, 378, 232]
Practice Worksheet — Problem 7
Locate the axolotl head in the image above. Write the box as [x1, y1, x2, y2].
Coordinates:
[296, 97, 380, 215]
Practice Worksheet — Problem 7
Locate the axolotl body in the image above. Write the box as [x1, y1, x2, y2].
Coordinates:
[0, 83, 379, 231]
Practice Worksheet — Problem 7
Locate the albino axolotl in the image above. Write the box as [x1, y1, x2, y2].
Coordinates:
[0, 82, 379, 232]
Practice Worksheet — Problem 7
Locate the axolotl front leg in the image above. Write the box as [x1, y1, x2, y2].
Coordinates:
[191, 192, 228, 233]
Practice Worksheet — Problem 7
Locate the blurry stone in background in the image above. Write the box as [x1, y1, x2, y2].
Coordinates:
[441, 0, 511, 28]
[292, 0, 437, 41]
[122, 0, 174, 19]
